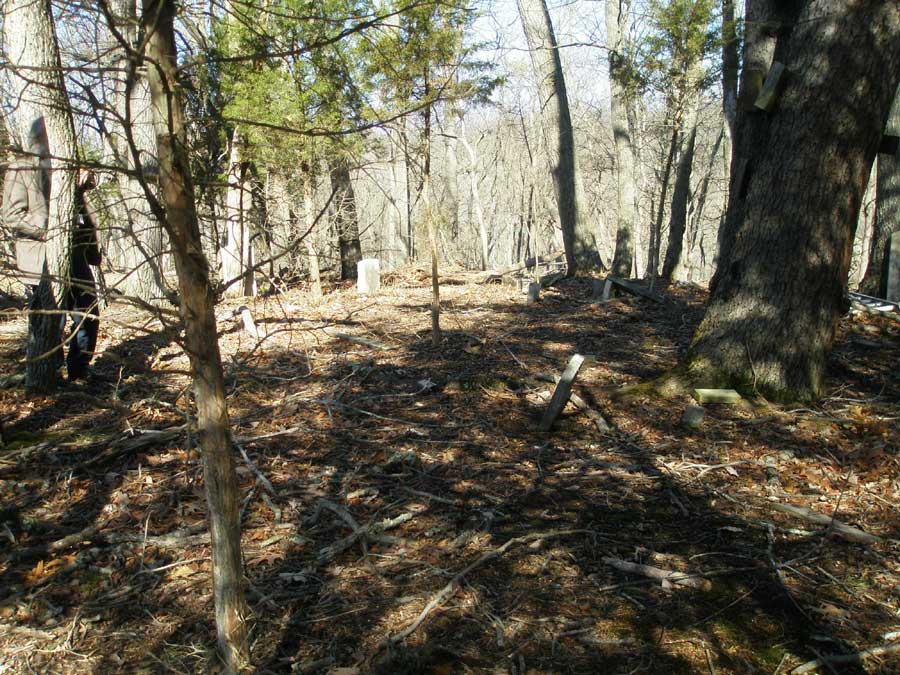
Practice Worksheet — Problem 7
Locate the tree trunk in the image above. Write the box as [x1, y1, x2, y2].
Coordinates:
[721, 0, 739, 138]
[646, 125, 678, 282]
[459, 120, 490, 270]
[710, 0, 791, 291]
[142, 1, 250, 669]
[302, 172, 323, 298]
[4, 0, 79, 393]
[517, 0, 596, 276]
[662, 81, 702, 283]
[859, 85, 900, 297]
[687, 0, 900, 401]
[329, 156, 362, 281]
[422, 81, 441, 346]
[106, 0, 168, 303]
[607, 0, 637, 278]
[221, 128, 256, 297]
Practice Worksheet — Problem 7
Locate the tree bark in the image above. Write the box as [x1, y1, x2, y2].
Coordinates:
[4, 0, 79, 393]
[687, 0, 900, 401]
[302, 171, 323, 298]
[662, 78, 703, 283]
[459, 120, 490, 271]
[141, 1, 250, 669]
[329, 156, 362, 281]
[607, 0, 637, 278]
[721, 0, 739, 138]
[710, 0, 792, 291]
[646, 124, 678, 282]
[105, 0, 168, 303]
[859, 85, 900, 297]
[517, 0, 597, 276]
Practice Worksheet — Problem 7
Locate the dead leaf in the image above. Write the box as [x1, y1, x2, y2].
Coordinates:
[246, 550, 286, 568]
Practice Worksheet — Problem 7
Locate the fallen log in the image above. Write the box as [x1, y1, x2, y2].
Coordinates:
[480, 250, 565, 283]
[603, 276, 664, 303]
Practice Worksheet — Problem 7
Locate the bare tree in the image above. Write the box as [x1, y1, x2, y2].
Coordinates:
[607, 0, 637, 278]
[517, 0, 597, 275]
[221, 128, 257, 297]
[105, 0, 168, 303]
[140, 0, 250, 668]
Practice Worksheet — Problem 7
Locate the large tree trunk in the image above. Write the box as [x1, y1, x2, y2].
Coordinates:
[710, 0, 791, 291]
[329, 156, 362, 281]
[221, 129, 256, 297]
[105, 0, 168, 303]
[607, 0, 637, 278]
[4, 0, 79, 393]
[517, 0, 596, 276]
[687, 0, 900, 401]
[142, 1, 250, 669]
[859, 86, 900, 297]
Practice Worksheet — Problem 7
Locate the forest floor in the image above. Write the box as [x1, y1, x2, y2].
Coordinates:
[0, 268, 899, 675]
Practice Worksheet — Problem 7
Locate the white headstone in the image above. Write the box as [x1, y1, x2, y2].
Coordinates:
[357, 258, 381, 295]
[887, 231, 900, 302]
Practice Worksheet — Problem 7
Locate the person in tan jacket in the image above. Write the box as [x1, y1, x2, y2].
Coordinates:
[3, 118, 50, 288]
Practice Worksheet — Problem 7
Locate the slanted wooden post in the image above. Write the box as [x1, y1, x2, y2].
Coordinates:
[540, 354, 585, 431]
[602, 277, 613, 301]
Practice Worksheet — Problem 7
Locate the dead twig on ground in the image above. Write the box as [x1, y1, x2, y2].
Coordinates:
[602, 556, 713, 591]
[381, 529, 585, 648]
[792, 641, 900, 674]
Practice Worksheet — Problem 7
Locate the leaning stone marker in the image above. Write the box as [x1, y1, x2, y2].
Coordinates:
[681, 405, 705, 429]
[887, 231, 900, 302]
[357, 258, 380, 295]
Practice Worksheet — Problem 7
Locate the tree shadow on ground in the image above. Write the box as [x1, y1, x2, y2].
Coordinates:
[1, 279, 897, 673]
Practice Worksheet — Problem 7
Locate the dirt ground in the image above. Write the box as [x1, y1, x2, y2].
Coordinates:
[0, 269, 898, 674]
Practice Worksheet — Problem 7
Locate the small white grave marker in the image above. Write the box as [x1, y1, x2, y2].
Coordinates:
[357, 258, 381, 295]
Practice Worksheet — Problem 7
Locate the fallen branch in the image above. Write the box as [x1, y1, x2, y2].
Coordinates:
[383, 529, 584, 647]
[236, 442, 276, 496]
[323, 327, 394, 351]
[770, 503, 882, 544]
[792, 642, 900, 674]
[11, 523, 102, 562]
[602, 556, 712, 591]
